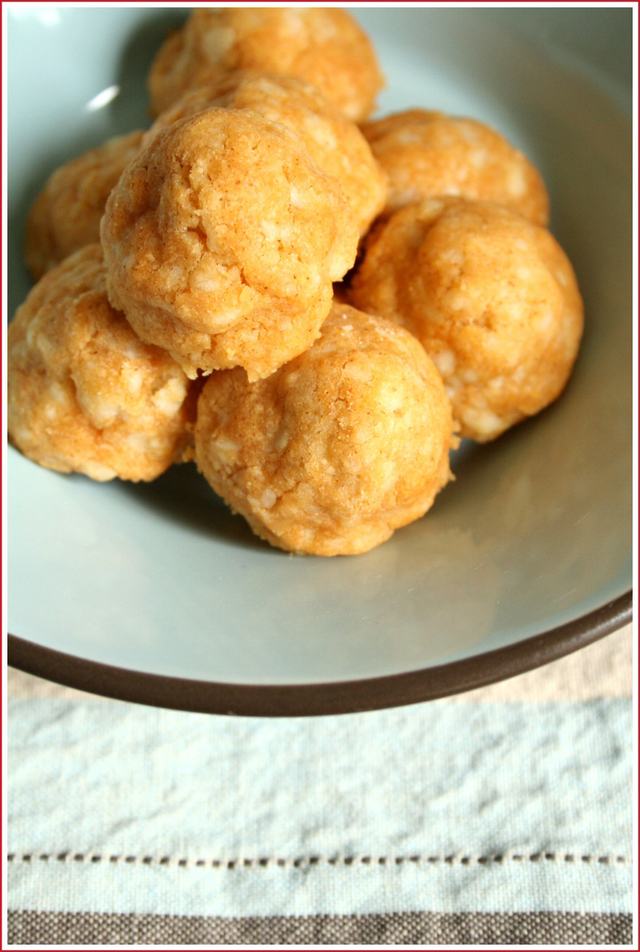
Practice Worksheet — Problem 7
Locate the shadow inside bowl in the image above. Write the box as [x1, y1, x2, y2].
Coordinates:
[446, 414, 538, 495]
[112, 8, 187, 129]
[118, 438, 496, 561]
[114, 462, 269, 553]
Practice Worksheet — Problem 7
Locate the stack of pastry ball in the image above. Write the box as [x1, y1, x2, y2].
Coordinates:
[9, 8, 584, 557]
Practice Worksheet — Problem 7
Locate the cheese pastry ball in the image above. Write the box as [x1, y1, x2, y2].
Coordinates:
[349, 199, 583, 442]
[362, 109, 549, 224]
[8, 245, 191, 482]
[25, 131, 145, 280]
[151, 71, 387, 236]
[149, 8, 383, 122]
[195, 303, 454, 556]
[102, 108, 359, 380]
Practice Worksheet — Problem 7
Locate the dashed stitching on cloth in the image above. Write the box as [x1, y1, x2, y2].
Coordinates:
[6, 852, 630, 869]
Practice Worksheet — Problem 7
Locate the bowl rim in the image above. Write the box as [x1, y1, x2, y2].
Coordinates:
[8, 590, 631, 716]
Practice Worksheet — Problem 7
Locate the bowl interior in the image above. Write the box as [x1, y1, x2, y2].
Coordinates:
[7, 7, 631, 685]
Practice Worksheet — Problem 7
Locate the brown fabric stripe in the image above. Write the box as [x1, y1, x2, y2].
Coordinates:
[7, 910, 633, 945]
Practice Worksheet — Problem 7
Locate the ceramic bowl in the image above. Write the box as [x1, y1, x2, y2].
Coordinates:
[7, 6, 632, 715]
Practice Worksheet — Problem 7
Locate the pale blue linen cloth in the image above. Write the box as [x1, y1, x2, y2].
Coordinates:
[8, 695, 631, 918]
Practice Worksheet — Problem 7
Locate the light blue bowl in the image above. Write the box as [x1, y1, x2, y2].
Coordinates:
[7, 7, 632, 713]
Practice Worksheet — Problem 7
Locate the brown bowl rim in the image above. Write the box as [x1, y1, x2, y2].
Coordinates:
[8, 590, 631, 716]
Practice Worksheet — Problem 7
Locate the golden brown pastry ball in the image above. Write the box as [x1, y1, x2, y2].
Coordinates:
[151, 71, 386, 236]
[149, 8, 383, 122]
[8, 245, 191, 482]
[362, 109, 549, 224]
[195, 303, 454, 556]
[349, 199, 583, 442]
[102, 108, 359, 380]
[25, 131, 144, 280]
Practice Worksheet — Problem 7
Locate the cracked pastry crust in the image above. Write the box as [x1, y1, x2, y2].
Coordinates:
[151, 71, 387, 237]
[25, 131, 145, 280]
[362, 109, 549, 224]
[148, 7, 383, 122]
[102, 108, 359, 380]
[8, 244, 191, 482]
[349, 198, 583, 442]
[195, 302, 455, 556]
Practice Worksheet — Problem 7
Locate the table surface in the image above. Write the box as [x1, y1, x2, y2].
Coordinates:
[7, 625, 632, 946]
